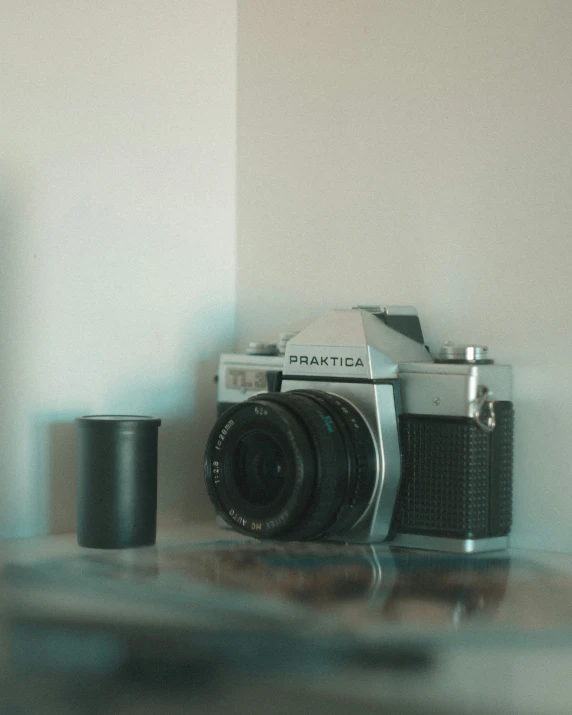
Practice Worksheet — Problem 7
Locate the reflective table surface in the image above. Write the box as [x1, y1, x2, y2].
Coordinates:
[2, 523, 572, 714]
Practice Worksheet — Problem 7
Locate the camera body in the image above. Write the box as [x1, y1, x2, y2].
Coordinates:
[207, 307, 513, 553]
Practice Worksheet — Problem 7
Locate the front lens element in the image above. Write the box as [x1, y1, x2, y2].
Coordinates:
[233, 431, 286, 505]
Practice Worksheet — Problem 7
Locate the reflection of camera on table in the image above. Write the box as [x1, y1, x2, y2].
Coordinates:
[164, 542, 510, 628]
[205, 305, 514, 553]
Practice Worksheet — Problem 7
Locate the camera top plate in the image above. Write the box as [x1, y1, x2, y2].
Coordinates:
[283, 309, 431, 382]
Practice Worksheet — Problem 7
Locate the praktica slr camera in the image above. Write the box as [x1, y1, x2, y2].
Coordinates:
[204, 306, 513, 553]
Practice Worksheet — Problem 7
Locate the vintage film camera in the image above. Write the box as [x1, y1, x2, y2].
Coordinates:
[204, 306, 513, 553]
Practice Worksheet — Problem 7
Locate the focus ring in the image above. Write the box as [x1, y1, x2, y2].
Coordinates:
[290, 391, 377, 536]
[255, 392, 350, 540]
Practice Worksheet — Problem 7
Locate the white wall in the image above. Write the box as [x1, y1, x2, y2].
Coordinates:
[237, 1, 572, 551]
[0, 1, 237, 538]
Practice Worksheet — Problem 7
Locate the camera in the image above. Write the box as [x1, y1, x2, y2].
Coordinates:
[204, 306, 513, 553]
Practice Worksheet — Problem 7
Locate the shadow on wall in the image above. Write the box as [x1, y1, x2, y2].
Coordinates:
[48, 420, 80, 534]
[0, 174, 52, 538]
[32, 413, 85, 536]
[105, 347, 226, 524]
[107, 357, 220, 525]
[158, 359, 219, 523]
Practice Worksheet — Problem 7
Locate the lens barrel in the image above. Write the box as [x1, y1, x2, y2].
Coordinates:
[204, 390, 377, 540]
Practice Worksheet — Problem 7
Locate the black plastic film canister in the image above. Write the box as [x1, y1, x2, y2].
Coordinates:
[76, 415, 161, 548]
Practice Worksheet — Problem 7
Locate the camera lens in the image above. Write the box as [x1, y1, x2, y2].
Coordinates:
[233, 431, 286, 505]
[204, 390, 378, 540]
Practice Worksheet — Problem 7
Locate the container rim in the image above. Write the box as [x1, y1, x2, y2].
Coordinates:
[76, 415, 161, 425]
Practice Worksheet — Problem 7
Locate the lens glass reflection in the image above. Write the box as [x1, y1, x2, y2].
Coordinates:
[233, 431, 286, 506]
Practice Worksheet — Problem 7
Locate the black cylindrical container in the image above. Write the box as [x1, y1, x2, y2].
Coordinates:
[76, 415, 161, 548]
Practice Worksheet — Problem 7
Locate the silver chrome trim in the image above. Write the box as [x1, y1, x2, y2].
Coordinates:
[437, 342, 489, 363]
[383, 305, 419, 317]
[284, 309, 430, 380]
[398, 363, 512, 417]
[390, 534, 509, 553]
[246, 342, 278, 356]
[352, 305, 419, 317]
[346, 383, 402, 543]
